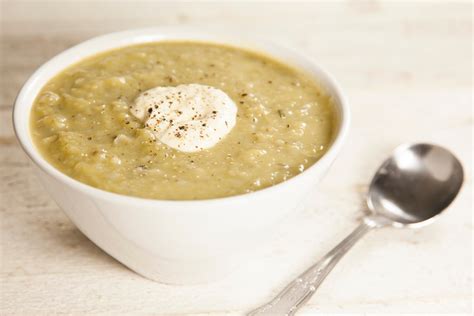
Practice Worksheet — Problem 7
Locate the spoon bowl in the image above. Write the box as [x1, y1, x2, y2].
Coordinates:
[367, 143, 464, 227]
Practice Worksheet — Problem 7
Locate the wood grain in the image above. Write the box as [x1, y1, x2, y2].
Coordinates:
[1, 1, 472, 315]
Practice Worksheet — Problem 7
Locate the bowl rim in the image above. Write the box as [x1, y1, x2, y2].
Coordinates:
[13, 27, 350, 207]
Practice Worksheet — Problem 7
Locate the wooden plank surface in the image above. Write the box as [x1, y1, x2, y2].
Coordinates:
[1, 1, 472, 315]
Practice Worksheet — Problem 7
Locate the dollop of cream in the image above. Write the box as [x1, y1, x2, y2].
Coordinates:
[130, 84, 237, 152]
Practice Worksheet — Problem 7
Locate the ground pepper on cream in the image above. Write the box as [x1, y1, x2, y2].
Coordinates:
[130, 84, 237, 152]
[30, 41, 335, 200]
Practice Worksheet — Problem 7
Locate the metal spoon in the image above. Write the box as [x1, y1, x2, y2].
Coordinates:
[249, 143, 463, 315]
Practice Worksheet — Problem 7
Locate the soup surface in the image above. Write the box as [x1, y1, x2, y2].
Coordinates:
[30, 41, 335, 200]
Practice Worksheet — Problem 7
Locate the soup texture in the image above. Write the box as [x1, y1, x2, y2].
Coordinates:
[31, 41, 335, 200]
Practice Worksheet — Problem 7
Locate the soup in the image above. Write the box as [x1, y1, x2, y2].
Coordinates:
[30, 41, 335, 200]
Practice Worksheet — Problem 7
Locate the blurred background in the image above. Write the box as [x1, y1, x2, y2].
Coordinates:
[1, 1, 472, 315]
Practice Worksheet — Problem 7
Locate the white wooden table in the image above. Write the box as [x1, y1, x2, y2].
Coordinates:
[1, 1, 472, 314]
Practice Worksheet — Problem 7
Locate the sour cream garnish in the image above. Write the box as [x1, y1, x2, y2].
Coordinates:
[130, 84, 237, 152]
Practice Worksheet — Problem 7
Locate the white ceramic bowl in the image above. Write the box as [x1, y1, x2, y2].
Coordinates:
[13, 28, 350, 284]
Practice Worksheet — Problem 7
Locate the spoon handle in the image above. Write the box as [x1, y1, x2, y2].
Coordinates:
[248, 221, 373, 316]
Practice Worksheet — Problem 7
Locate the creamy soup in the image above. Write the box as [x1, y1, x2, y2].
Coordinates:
[30, 41, 335, 200]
